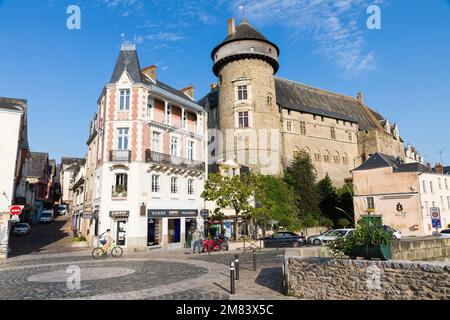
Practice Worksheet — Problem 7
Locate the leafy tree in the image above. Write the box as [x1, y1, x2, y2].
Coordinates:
[253, 175, 300, 235]
[284, 151, 320, 226]
[317, 174, 339, 225]
[201, 173, 256, 240]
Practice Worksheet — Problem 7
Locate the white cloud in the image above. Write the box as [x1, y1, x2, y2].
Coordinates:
[228, 0, 385, 78]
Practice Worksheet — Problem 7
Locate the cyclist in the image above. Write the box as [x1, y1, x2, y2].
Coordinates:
[99, 229, 113, 253]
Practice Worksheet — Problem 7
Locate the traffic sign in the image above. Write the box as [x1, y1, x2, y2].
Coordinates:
[10, 215, 20, 222]
[430, 207, 441, 230]
[9, 205, 24, 216]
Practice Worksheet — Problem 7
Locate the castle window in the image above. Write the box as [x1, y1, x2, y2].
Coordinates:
[314, 152, 321, 162]
[267, 95, 273, 107]
[238, 111, 249, 128]
[300, 122, 306, 136]
[324, 154, 330, 163]
[343, 156, 349, 165]
[330, 127, 336, 140]
[237, 85, 248, 100]
[348, 132, 352, 142]
[286, 121, 292, 132]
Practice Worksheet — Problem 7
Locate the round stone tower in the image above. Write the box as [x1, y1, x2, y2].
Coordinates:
[211, 18, 281, 175]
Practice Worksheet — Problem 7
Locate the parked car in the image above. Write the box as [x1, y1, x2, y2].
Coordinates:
[438, 229, 450, 238]
[262, 231, 306, 248]
[11, 223, 31, 236]
[383, 225, 402, 239]
[307, 229, 354, 246]
[56, 205, 68, 216]
[40, 210, 54, 223]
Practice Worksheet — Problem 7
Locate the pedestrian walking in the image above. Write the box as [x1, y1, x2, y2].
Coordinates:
[191, 228, 202, 254]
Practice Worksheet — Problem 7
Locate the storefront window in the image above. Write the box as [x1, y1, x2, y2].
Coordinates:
[147, 218, 163, 246]
[168, 219, 181, 243]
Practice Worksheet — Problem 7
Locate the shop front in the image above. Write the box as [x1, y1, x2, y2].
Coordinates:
[109, 210, 129, 247]
[147, 209, 199, 250]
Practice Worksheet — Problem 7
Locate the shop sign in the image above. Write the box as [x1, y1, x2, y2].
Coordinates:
[109, 210, 130, 219]
[147, 209, 199, 218]
[82, 212, 93, 220]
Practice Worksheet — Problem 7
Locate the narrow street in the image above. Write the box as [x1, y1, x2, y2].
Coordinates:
[8, 215, 85, 258]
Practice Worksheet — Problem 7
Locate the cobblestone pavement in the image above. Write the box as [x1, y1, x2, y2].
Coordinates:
[0, 249, 295, 300]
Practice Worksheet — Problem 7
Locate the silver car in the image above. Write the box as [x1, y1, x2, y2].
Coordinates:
[11, 223, 31, 236]
[307, 228, 355, 246]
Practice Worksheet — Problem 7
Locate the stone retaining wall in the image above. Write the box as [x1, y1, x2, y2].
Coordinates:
[285, 255, 450, 300]
[393, 238, 450, 261]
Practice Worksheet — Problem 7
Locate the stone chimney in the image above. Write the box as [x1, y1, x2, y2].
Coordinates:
[357, 92, 364, 104]
[141, 65, 157, 82]
[435, 163, 444, 175]
[180, 85, 195, 100]
[228, 18, 236, 36]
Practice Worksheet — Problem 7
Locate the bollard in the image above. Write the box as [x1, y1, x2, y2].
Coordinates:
[235, 254, 240, 281]
[230, 261, 236, 294]
[253, 249, 257, 271]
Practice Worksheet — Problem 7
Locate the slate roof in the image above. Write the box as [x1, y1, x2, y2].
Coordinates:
[275, 77, 381, 130]
[0, 97, 27, 113]
[353, 153, 430, 173]
[211, 19, 280, 59]
[110, 47, 143, 84]
[198, 77, 387, 132]
[109, 46, 195, 104]
[61, 157, 85, 168]
[29, 152, 49, 178]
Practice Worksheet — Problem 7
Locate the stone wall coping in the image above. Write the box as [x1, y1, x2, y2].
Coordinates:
[285, 255, 450, 271]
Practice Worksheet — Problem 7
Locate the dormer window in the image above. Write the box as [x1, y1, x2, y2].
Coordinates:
[238, 85, 248, 101]
[119, 89, 130, 111]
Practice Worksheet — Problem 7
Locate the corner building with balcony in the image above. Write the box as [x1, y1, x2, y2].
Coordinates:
[94, 44, 207, 251]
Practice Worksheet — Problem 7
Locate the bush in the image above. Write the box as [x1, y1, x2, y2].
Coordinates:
[327, 220, 395, 258]
[338, 218, 351, 228]
[72, 237, 87, 242]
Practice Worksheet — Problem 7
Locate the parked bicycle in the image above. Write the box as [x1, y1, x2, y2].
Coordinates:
[92, 241, 123, 259]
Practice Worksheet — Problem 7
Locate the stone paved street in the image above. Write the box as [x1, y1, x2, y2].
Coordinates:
[0, 249, 296, 300]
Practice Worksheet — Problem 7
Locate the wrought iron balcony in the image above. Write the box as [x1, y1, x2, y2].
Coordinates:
[109, 150, 131, 162]
[112, 185, 127, 199]
[145, 150, 205, 171]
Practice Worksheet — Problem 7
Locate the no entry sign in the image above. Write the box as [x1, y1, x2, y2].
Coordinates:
[9, 205, 24, 216]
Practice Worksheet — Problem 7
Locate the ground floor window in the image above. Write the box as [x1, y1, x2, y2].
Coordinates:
[147, 218, 163, 246]
[116, 221, 127, 246]
[168, 219, 181, 243]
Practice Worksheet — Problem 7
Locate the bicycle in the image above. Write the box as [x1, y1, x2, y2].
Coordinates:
[92, 241, 123, 259]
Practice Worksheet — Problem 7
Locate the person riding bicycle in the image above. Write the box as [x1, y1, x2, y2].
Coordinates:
[99, 229, 113, 252]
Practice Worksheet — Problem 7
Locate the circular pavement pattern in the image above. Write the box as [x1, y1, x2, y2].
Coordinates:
[28, 267, 136, 283]
[0, 260, 208, 300]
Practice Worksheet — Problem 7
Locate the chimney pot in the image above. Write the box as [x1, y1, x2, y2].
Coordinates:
[435, 163, 444, 175]
[357, 92, 364, 104]
[228, 18, 236, 36]
[180, 85, 195, 100]
[141, 65, 157, 82]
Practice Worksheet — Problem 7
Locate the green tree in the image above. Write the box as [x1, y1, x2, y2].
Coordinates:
[201, 173, 256, 240]
[336, 181, 355, 227]
[317, 174, 339, 226]
[253, 175, 300, 235]
[338, 218, 351, 228]
[284, 151, 320, 226]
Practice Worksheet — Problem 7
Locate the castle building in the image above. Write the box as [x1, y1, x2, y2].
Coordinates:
[199, 18, 408, 186]
[93, 43, 207, 251]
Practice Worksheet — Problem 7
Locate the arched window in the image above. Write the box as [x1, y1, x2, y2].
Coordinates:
[323, 150, 331, 163]
[342, 153, 349, 165]
[333, 151, 340, 164]
[313, 149, 321, 162]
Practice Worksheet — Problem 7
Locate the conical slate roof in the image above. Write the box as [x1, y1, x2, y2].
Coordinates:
[211, 19, 280, 59]
[110, 45, 143, 84]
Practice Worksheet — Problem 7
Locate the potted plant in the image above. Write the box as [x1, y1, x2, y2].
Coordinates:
[327, 220, 394, 260]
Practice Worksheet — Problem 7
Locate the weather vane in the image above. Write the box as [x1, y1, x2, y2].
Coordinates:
[238, 2, 246, 19]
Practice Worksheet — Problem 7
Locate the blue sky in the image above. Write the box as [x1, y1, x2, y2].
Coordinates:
[0, 0, 449, 165]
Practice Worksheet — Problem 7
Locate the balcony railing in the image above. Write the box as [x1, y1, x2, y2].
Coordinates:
[112, 185, 127, 199]
[109, 150, 131, 162]
[145, 150, 205, 171]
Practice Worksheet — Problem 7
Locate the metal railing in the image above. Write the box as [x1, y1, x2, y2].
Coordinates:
[145, 150, 204, 171]
[109, 150, 131, 162]
[111, 185, 128, 198]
